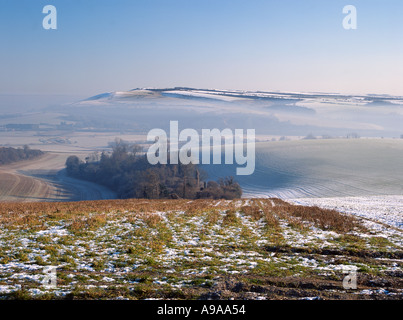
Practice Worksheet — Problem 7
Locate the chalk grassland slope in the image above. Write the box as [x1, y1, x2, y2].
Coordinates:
[0, 199, 401, 300]
[203, 139, 403, 198]
[0, 153, 116, 202]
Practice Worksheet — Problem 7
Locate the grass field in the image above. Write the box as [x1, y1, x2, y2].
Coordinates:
[0, 199, 401, 300]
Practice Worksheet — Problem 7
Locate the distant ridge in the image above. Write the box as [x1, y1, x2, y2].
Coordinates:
[82, 87, 403, 104]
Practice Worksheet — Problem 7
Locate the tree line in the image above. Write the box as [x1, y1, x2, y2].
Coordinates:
[65, 140, 242, 200]
[0, 145, 44, 165]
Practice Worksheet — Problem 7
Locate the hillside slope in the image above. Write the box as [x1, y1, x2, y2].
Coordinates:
[0, 153, 116, 202]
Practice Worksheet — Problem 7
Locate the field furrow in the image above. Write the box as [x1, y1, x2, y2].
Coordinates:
[0, 198, 401, 300]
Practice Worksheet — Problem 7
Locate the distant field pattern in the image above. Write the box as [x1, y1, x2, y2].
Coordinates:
[204, 139, 403, 199]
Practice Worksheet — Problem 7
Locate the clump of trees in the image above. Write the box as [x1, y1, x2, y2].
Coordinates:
[65, 140, 242, 200]
[303, 133, 317, 140]
[346, 132, 360, 139]
[0, 145, 44, 165]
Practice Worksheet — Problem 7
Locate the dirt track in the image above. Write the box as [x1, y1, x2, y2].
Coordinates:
[0, 153, 116, 202]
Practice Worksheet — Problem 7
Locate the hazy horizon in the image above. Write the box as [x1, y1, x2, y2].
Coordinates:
[1, 0, 403, 97]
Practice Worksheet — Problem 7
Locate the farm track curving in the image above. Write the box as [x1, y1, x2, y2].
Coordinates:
[0, 153, 116, 202]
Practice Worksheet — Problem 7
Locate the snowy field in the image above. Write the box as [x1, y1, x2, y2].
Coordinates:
[0, 199, 401, 300]
[288, 195, 403, 253]
[288, 195, 403, 230]
[205, 139, 403, 199]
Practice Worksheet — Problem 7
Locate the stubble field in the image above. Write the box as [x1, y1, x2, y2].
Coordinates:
[0, 152, 116, 203]
[0, 198, 401, 300]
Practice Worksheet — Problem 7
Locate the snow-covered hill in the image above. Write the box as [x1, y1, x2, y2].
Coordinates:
[70, 87, 403, 137]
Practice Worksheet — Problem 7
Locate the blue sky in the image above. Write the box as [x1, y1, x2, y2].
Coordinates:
[1, 0, 402, 96]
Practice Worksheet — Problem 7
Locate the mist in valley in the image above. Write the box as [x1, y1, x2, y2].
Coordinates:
[1, 88, 402, 201]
